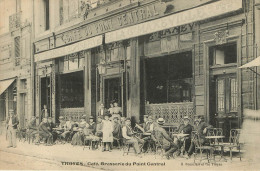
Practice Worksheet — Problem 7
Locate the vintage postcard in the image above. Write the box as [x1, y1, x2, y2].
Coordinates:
[0, 0, 260, 170]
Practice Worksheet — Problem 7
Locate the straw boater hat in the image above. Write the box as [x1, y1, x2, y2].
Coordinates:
[89, 116, 94, 120]
[157, 118, 165, 125]
[183, 116, 189, 120]
[125, 118, 131, 122]
[59, 116, 64, 120]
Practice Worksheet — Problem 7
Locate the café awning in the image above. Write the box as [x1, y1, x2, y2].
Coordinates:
[34, 35, 103, 62]
[239, 56, 260, 68]
[0, 78, 15, 96]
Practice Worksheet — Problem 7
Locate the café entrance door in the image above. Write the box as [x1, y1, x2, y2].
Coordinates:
[104, 77, 122, 109]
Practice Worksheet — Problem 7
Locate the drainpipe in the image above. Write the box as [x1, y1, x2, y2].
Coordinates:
[30, 0, 35, 118]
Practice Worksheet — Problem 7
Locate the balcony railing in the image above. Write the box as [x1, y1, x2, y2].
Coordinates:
[145, 102, 195, 125]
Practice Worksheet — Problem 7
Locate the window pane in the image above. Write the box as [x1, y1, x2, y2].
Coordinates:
[217, 79, 225, 112]
[64, 56, 69, 71]
[230, 78, 238, 112]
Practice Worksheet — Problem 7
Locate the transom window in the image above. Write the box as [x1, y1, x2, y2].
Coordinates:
[209, 43, 237, 66]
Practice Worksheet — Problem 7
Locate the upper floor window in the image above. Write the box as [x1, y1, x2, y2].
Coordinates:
[44, 0, 50, 30]
[209, 43, 237, 66]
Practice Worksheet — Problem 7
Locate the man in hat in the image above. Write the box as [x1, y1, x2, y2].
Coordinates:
[175, 116, 193, 156]
[88, 116, 96, 134]
[152, 118, 178, 159]
[95, 116, 103, 138]
[112, 116, 122, 148]
[6, 109, 19, 148]
[61, 116, 74, 141]
[47, 117, 57, 143]
[27, 116, 38, 143]
[186, 115, 213, 158]
[122, 118, 144, 155]
[38, 118, 53, 145]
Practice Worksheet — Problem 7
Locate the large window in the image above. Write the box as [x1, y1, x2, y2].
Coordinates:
[146, 51, 193, 104]
[60, 71, 84, 108]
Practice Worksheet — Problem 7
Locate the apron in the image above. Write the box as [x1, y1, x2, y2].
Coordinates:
[102, 120, 113, 142]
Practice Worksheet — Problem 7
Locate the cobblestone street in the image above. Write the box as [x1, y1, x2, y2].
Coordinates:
[0, 134, 258, 170]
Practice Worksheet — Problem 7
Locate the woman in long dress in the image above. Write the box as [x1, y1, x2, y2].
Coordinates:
[102, 114, 113, 152]
[111, 102, 122, 123]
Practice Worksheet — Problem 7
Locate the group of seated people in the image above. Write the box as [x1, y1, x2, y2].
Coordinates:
[26, 113, 212, 159]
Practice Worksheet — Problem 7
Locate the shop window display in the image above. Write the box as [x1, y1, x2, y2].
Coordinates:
[146, 51, 193, 104]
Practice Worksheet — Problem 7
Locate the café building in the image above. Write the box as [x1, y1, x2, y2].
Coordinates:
[33, 0, 260, 136]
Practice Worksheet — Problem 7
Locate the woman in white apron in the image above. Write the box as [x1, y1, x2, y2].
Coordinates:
[102, 114, 113, 152]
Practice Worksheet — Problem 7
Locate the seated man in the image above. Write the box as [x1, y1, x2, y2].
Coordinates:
[186, 115, 213, 158]
[112, 117, 122, 147]
[37, 118, 53, 145]
[95, 116, 103, 139]
[88, 116, 96, 134]
[122, 118, 144, 155]
[152, 118, 178, 160]
[175, 116, 193, 156]
[83, 123, 100, 149]
[135, 115, 155, 152]
[27, 116, 38, 142]
[61, 116, 74, 141]
[47, 117, 57, 143]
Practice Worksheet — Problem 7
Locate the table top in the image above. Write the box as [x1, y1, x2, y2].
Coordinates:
[172, 133, 190, 137]
[205, 136, 225, 139]
[143, 132, 151, 136]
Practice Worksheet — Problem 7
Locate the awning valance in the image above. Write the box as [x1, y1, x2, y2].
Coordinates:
[105, 0, 242, 43]
[34, 35, 103, 62]
[239, 56, 260, 68]
[0, 79, 15, 96]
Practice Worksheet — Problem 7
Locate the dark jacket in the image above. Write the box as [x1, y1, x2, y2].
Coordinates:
[113, 122, 122, 138]
[89, 122, 96, 134]
[28, 120, 37, 130]
[47, 122, 56, 132]
[38, 122, 51, 135]
[177, 124, 193, 135]
[6, 115, 19, 129]
[152, 125, 173, 149]
[193, 121, 213, 138]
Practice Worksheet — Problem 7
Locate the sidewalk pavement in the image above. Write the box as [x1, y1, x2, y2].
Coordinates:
[0, 134, 258, 170]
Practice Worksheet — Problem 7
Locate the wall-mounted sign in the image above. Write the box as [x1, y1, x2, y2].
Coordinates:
[55, 2, 164, 47]
[105, 0, 242, 43]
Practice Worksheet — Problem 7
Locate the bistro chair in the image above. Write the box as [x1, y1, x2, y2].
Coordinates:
[223, 129, 242, 161]
[207, 128, 227, 161]
[122, 138, 135, 156]
[192, 131, 215, 163]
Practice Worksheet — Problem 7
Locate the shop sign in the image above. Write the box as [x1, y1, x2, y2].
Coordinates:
[105, 0, 242, 43]
[55, 3, 163, 47]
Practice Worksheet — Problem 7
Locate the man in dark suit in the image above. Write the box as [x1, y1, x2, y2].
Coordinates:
[152, 118, 178, 160]
[175, 116, 193, 155]
[186, 115, 213, 158]
[47, 117, 57, 143]
[27, 116, 38, 142]
[88, 116, 96, 134]
[38, 118, 53, 145]
[6, 109, 19, 148]
[97, 103, 107, 119]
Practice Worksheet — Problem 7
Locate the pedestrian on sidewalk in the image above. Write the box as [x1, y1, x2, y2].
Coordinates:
[6, 109, 19, 148]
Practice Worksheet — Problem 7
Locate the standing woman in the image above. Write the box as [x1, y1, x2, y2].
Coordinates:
[102, 114, 113, 152]
[108, 102, 114, 115]
[111, 102, 122, 123]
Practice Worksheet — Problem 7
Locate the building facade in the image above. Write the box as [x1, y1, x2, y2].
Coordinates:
[31, 0, 260, 137]
[0, 0, 34, 129]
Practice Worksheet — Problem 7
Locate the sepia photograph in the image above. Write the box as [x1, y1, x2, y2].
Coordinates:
[0, 0, 260, 170]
